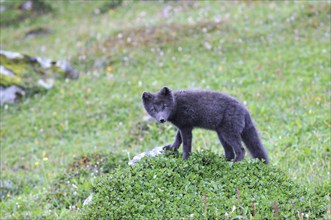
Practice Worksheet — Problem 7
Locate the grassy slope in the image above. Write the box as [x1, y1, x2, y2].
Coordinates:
[0, 1, 330, 219]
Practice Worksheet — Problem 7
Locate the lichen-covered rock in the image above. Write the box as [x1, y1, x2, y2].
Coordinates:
[0, 50, 79, 105]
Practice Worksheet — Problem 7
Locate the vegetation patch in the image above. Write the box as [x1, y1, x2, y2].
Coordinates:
[82, 151, 329, 219]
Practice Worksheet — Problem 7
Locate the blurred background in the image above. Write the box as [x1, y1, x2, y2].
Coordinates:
[0, 0, 330, 218]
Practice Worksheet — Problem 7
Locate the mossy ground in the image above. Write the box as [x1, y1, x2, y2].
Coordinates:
[0, 1, 330, 219]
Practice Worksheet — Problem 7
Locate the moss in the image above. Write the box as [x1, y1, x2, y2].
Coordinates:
[0, 54, 37, 87]
[0, 74, 22, 87]
[0, 55, 30, 77]
[45, 65, 67, 79]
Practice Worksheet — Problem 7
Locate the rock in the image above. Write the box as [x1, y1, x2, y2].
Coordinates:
[19, 1, 33, 11]
[19, 0, 52, 13]
[0, 86, 25, 105]
[83, 193, 93, 207]
[0, 50, 79, 105]
[37, 78, 54, 89]
[128, 146, 164, 166]
[0, 6, 6, 13]
[0, 51, 23, 59]
[56, 60, 79, 79]
[0, 65, 14, 76]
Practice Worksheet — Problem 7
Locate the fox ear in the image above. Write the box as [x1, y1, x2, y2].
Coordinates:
[160, 87, 171, 96]
[142, 92, 152, 100]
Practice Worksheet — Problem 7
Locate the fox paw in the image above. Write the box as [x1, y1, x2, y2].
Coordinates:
[163, 144, 179, 151]
[163, 144, 173, 150]
[224, 152, 235, 161]
[234, 148, 246, 162]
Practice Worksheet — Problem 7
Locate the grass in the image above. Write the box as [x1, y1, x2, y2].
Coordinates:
[0, 1, 330, 219]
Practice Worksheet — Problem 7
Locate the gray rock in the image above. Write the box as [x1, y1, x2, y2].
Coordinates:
[0, 65, 14, 76]
[0, 86, 25, 105]
[0, 50, 23, 59]
[128, 146, 164, 166]
[0, 6, 6, 13]
[56, 60, 79, 79]
[83, 193, 93, 207]
[20, 1, 33, 11]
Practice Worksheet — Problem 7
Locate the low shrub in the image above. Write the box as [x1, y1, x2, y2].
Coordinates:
[82, 151, 328, 219]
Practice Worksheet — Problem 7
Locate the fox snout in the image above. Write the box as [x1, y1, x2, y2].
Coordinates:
[156, 113, 167, 123]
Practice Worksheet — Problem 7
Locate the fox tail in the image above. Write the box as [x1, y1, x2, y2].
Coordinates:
[241, 114, 269, 164]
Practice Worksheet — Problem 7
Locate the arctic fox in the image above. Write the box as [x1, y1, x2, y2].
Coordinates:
[142, 87, 269, 164]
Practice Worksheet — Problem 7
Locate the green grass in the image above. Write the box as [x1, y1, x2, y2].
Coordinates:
[1, 1, 330, 219]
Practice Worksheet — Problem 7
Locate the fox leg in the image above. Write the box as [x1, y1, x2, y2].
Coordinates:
[216, 131, 235, 161]
[220, 131, 245, 162]
[163, 130, 182, 150]
[180, 128, 193, 160]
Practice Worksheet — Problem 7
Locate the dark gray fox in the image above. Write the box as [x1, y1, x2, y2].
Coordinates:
[142, 87, 269, 164]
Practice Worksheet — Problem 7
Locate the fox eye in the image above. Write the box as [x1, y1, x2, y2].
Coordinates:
[163, 104, 168, 108]
[150, 107, 156, 112]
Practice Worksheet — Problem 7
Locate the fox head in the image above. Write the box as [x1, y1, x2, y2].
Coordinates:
[142, 87, 176, 123]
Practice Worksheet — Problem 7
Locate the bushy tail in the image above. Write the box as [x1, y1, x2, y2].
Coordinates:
[241, 114, 269, 164]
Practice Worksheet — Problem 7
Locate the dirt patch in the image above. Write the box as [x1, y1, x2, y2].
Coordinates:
[68, 152, 128, 175]
[102, 20, 222, 52]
